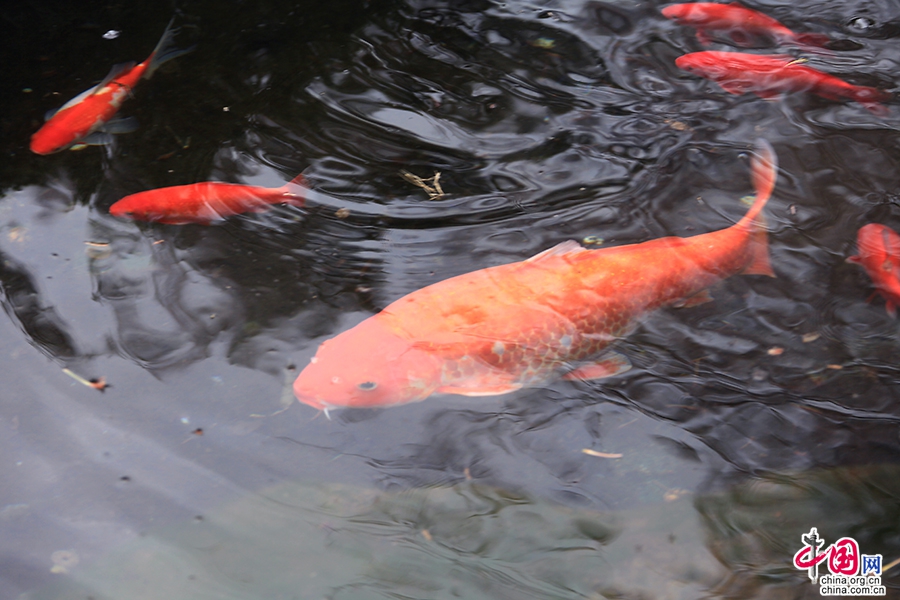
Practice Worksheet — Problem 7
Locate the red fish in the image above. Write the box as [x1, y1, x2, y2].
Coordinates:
[847, 224, 900, 317]
[109, 175, 306, 224]
[662, 2, 830, 49]
[30, 19, 189, 155]
[293, 141, 778, 412]
[675, 51, 891, 114]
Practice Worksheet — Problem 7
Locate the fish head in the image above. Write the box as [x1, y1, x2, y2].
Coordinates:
[30, 125, 70, 155]
[675, 52, 730, 79]
[109, 192, 169, 222]
[108, 196, 142, 219]
[293, 317, 443, 411]
[660, 4, 696, 23]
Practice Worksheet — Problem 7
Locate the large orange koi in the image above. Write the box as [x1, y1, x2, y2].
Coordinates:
[109, 175, 306, 225]
[30, 19, 189, 155]
[293, 141, 779, 412]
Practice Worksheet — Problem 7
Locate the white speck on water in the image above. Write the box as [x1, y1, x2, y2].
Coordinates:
[102, 30, 120, 40]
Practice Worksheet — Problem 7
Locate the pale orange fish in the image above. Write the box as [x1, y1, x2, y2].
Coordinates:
[293, 141, 778, 412]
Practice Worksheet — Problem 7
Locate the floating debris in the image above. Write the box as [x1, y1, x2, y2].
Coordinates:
[582, 235, 604, 246]
[401, 170, 445, 200]
[62, 369, 108, 391]
[50, 549, 79, 574]
[335, 207, 351, 219]
[664, 488, 689, 502]
[529, 37, 556, 49]
[665, 119, 691, 132]
[767, 347, 784, 356]
[582, 449, 623, 459]
[801, 332, 820, 343]
[102, 30, 120, 40]
[85, 241, 111, 260]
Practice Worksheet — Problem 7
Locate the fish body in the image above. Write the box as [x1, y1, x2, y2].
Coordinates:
[293, 142, 778, 411]
[847, 223, 900, 317]
[662, 2, 830, 48]
[109, 175, 306, 224]
[30, 19, 188, 155]
[675, 51, 890, 114]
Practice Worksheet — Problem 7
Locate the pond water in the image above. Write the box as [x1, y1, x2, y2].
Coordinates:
[2, 0, 900, 598]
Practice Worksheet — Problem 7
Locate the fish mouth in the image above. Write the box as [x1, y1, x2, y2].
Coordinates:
[293, 389, 329, 411]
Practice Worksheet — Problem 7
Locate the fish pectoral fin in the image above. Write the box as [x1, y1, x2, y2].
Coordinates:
[719, 81, 750, 95]
[101, 116, 139, 134]
[846, 255, 861, 264]
[562, 352, 632, 382]
[44, 108, 58, 121]
[526, 240, 588, 263]
[77, 131, 115, 146]
[753, 90, 782, 100]
[674, 289, 714, 308]
[436, 382, 523, 397]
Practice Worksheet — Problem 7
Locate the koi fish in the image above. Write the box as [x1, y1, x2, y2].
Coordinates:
[661, 2, 830, 49]
[847, 223, 900, 317]
[108, 175, 306, 225]
[30, 19, 189, 155]
[675, 52, 891, 115]
[293, 141, 778, 412]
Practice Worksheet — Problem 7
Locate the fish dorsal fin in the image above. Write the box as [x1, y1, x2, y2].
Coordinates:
[97, 61, 137, 90]
[57, 62, 137, 112]
[526, 240, 588, 263]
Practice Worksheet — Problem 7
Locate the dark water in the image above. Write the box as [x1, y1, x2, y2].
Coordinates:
[2, 0, 899, 597]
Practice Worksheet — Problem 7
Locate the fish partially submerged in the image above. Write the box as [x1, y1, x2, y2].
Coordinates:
[662, 2, 830, 49]
[293, 141, 779, 411]
[847, 223, 900, 317]
[675, 51, 891, 115]
[30, 19, 190, 155]
[109, 175, 307, 224]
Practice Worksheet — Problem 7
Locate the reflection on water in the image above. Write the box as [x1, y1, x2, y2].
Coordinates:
[2, 0, 900, 597]
[23, 465, 900, 599]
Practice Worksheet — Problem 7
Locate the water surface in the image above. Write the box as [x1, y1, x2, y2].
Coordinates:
[2, 0, 900, 597]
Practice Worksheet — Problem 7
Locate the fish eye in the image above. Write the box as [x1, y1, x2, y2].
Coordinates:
[357, 381, 378, 391]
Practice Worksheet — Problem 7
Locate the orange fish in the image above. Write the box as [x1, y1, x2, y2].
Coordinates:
[30, 19, 189, 155]
[109, 175, 307, 224]
[847, 223, 900, 317]
[293, 141, 778, 412]
[675, 51, 891, 114]
[662, 2, 830, 49]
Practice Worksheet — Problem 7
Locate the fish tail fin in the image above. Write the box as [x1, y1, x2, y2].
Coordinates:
[851, 87, 891, 116]
[739, 139, 777, 229]
[793, 32, 831, 50]
[738, 139, 777, 277]
[281, 173, 307, 206]
[145, 18, 193, 79]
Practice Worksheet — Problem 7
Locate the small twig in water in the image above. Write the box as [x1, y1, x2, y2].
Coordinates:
[62, 368, 109, 392]
[401, 170, 445, 200]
